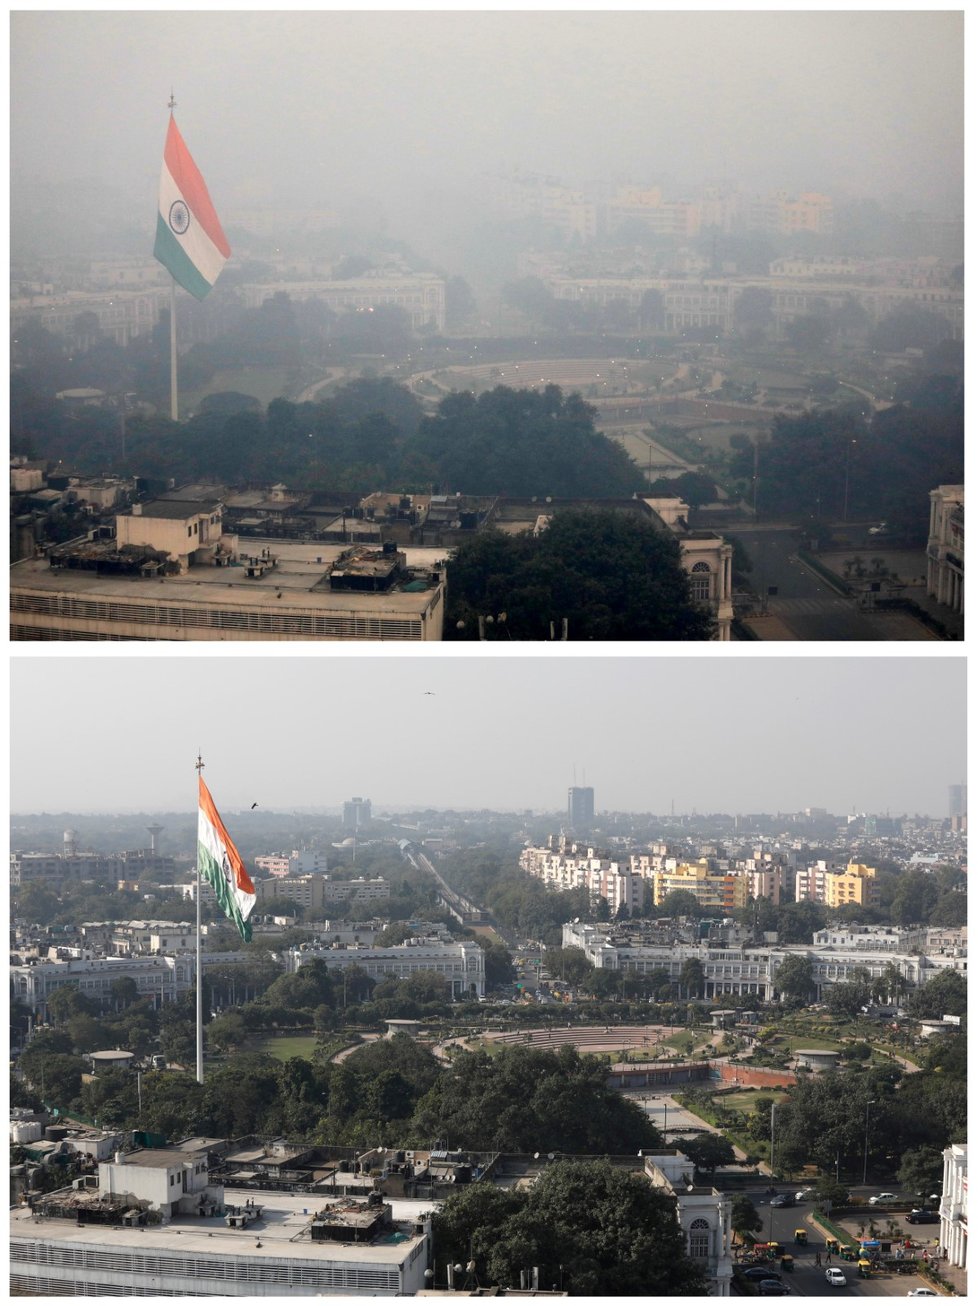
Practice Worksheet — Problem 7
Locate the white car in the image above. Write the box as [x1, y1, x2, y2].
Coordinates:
[907, 1291, 938, 1297]
[869, 1192, 898, 1204]
[795, 1189, 816, 1201]
[825, 1268, 847, 1287]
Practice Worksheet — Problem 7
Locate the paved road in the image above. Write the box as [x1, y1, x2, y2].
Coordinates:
[731, 529, 936, 641]
[739, 1193, 940, 1297]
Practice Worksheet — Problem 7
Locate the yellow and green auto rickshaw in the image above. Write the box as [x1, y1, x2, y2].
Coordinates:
[780, 1255, 794, 1274]
[857, 1259, 873, 1279]
[793, 1229, 808, 1246]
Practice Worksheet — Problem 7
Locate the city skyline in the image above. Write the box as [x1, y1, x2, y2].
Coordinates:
[11, 10, 963, 263]
[10, 655, 965, 817]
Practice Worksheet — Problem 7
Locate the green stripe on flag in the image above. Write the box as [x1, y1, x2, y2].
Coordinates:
[198, 842, 253, 942]
[154, 214, 215, 301]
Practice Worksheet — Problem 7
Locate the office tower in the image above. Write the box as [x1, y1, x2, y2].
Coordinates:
[567, 786, 595, 828]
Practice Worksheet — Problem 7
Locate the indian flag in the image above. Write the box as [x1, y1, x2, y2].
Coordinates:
[154, 114, 230, 300]
[198, 776, 256, 942]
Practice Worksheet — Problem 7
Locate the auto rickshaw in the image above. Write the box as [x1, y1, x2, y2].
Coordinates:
[825, 1238, 840, 1256]
[840, 1246, 856, 1263]
[794, 1229, 808, 1246]
[780, 1255, 794, 1274]
[857, 1259, 873, 1279]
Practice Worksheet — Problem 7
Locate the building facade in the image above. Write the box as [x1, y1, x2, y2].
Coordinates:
[927, 486, 964, 616]
[643, 1151, 734, 1296]
[286, 940, 485, 998]
[939, 1143, 967, 1269]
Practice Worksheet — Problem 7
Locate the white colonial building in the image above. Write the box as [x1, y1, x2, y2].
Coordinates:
[643, 1150, 734, 1295]
[561, 921, 962, 1002]
[285, 939, 485, 998]
[940, 1143, 967, 1269]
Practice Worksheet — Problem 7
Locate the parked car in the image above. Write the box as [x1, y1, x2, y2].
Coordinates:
[906, 1291, 938, 1297]
[759, 1282, 792, 1296]
[825, 1268, 847, 1287]
[908, 1209, 939, 1224]
[868, 1192, 898, 1205]
[794, 1189, 817, 1202]
[868, 522, 889, 535]
[744, 1268, 782, 1282]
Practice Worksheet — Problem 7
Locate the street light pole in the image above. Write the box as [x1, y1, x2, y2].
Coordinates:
[770, 1102, 777, 1178]
[862, 1100, 876, 1186]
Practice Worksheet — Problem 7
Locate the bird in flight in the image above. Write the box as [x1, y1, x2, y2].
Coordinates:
[424, 691, 436, 696]
[251, 802, 259, 809]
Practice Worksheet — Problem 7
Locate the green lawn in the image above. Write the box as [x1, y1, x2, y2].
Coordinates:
[182, 366, 296, 412]
[250, 1034, 319, 1061]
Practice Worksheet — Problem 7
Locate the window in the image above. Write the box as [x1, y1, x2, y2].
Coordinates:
[689, 560, 712, 601]
[688, 1217, 711, 1259]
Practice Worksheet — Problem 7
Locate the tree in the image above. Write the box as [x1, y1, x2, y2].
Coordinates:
[730, 1193, 763, 1242]
[46, 985, 98, 1025]
[139, 1071, 206, 1139]
[433, 1159, 706, 1296]
[681, 1133, 735, 1176]
[898, 1147, 944, 1206]
[409, 385, 645, 499]
[906, 970, 966, 1019]
[647, 471, 718, 508]
[679, 958, 705, 1000]
[109, 976, 140, 1011]
[659, 890, 706, 920]
[544, 946, 593, 986]
[777, 900, 826, 944]
[826, 978, 872, 1018]
[409, 1044, 659, 1154]
[477, 938, 515, 990]
[773, 953, 815, 1006]
[446, 508, 714, 642]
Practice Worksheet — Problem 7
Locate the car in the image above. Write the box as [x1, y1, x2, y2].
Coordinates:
[759, 1283, 792, 1296]
[906, 1291, 938, 1297]
[825, 1268, 847, 1287]
[770, 1194, 792, 1207]
[908, 1209, 939, 1224]
[795, 1189, 816, 1202]
[868, 1192, 898, 1205]
[744, 1267, 782, 1281]
[868, 522, 889, 535]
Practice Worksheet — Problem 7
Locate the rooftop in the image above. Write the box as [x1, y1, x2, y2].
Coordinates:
[12, 537, 447, 615]
[14, 1187, 429, 1266]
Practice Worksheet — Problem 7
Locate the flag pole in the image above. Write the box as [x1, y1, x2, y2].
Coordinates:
[170, 279, 178, 421]
[195, 751, 204, 1084]
[167, 93, 179, 422]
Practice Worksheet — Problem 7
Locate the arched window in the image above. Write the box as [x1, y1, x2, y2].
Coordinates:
[688, 1217, 711, 1259]
[689, 560, 712, 602]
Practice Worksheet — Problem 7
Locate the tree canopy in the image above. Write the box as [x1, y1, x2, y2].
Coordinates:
[409, 1044, 660, 1154]
[432, 1159, 706, 1296]
[407, 384, 644, 498]
[446, 508, 715, 641]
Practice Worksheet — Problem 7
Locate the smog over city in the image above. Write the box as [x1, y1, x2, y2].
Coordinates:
[10, 10, 963, 264]
[9, 656, 965, 817]
[10, 7, 964, 644]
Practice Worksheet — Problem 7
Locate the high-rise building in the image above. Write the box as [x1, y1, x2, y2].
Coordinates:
[567, 786, 595, 828]
[343, 797, 372, 828]
[949, 784, 967, 832]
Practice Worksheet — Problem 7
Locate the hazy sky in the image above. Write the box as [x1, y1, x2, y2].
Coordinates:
[10, 9, 963, 245]
[9, 654, 965, 816]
